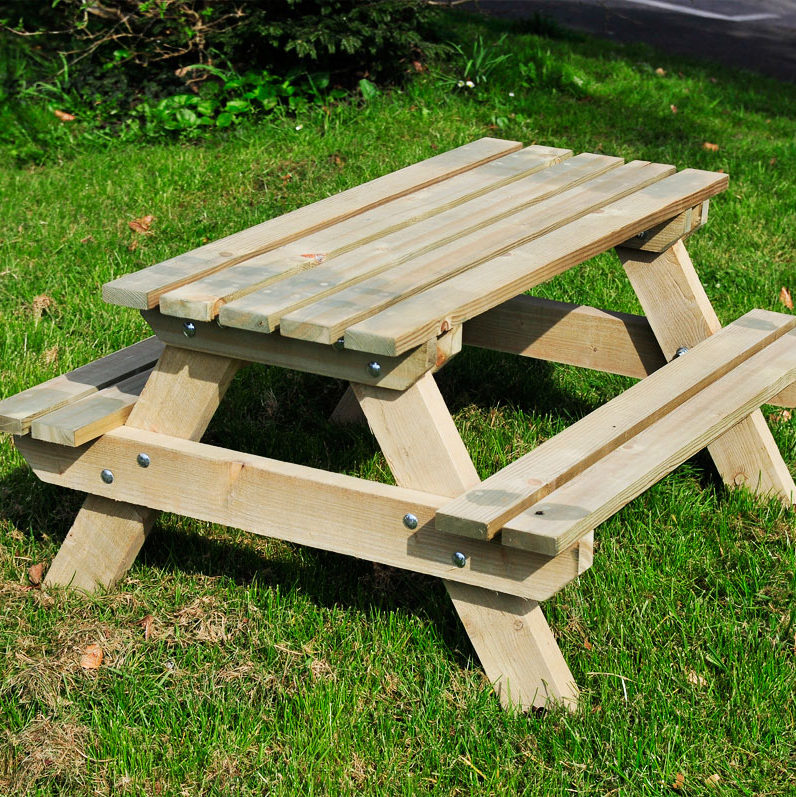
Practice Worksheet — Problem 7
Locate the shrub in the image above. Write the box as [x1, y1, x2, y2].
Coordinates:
[1, 1, 435, 86]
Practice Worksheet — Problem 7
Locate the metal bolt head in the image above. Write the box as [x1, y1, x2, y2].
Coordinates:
[403, 513, 418, 530]
[137, 453, 151, 468]
[332, 337, 345, 351]
[635, 230, 648, 240]
[452, 551, 467, 568]
[100, 469, 114, 484]
[367, 361, 381, 378]
[674, 346, 689, 358]
[183, 321, 197, 338]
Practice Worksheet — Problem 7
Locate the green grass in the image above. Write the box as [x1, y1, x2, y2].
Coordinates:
[1, 11, 795, 795]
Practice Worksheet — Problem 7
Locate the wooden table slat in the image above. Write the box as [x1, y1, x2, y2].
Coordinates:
[277, 159, 673, 344]
[157, 145, 572, 321]
[342, 169, 729, 357]
[102, 137, 524, 310]
[217, 153, 625, 335]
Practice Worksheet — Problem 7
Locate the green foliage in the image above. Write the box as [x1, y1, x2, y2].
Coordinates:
[519, 46, 587, 96]
[2, 0, 436, 84]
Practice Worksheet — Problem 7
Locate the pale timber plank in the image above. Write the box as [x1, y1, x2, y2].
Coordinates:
[160, 145, 573, 321]
[0, 337, 164, 436]
[216, 153, 622, 333]
[30, 369, 151, 447]
[43, 347, 242, 592]
[143, 310, 448, 391]
[770, 384, 796, 407]
[619, 240, 795, 505]
[435, 309, 796, 540]
[503, 328, 796, 555]
[352, 373, 581, 710]
[462, 295, 666, 378]
[343, 169, 729, 356]
[103, 138, 523, 310]
[617, 201, 707, 252]
[17, 427, 584, 602]
[279, 160, 671, 344]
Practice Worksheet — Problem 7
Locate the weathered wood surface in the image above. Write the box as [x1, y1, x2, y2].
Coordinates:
[217, 154, 626, 335]
[436, 309, 796, 540]
[18, 425, 584, 602]
[503, 327, 796, 555]
[143, 310, 459, 391]
[352, 373, 582, 710]
[343, 169, 728, 356]
[0, 337, 163, 436]
[103, 138, 524, 310]
[160, 145, 574, 322]
[277, 160, 671, 344]
[42, 347, 242, 592]
[30, 369, 151, 447]
[619, 241, 796, 506]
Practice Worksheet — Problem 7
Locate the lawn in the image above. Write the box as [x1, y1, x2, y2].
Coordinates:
[1, 11, 794, 795]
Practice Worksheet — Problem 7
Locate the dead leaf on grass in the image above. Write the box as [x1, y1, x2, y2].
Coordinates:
[128, 215, 155, 234]
[43, 345, 59, 366]
[137, 614, 154, 641]
[54, 110, 76, 122]
[769, 409, 792, 423]
[685, 668, 707, 687]
[28, 563, 44, 586]
[705, 773, 721, 788]
[655, 67, 666, 76]
[80, 643, 103, 670]
[670, 104, 678, 114]
[702, 141, 720, 152]
[779, 286, 793, 310]
[80, 235, 94, 244]
[31, 294, 55, 321]
[672, 772, 685, 790]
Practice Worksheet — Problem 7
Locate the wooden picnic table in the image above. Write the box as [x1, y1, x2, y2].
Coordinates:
[4, 138, 795, 711]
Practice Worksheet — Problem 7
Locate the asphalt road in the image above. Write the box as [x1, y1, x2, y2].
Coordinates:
[469, 0, 796, 82]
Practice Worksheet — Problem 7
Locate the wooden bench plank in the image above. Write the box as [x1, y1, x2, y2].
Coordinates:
[343, 169, 729, 357]
[276, 160, 673, 344]
[502, 328, 796, 555]
[102, 138, 524, 310]
[434, 309, 796, 540]
[30, 370, 151, 447]
[159, 145, 573, 321]
[0, 337, 164, 436]
[16, 426, 588, 602]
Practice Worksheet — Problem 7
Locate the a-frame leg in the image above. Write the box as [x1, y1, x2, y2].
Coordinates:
[618, 240, 795, 504]
[352, 373, 579, 711]
[44, 346, 243, 591]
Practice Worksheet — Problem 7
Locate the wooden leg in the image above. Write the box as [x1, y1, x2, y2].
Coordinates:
[618, 240, 795, 505]
[44, 347, 243, 591]
[352, 373, 579, 711]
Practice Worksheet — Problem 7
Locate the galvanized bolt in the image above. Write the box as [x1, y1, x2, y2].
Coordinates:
[100, 469, 114, 484]
[137, 453, 151, 468]
[635, 230, 648, 240]
[674, 346, 689, 358]
[183, 321, 197, 338]
[452, 551, 467, 568]
[403, 513, 418, 530]
[367, 361, 381, 378]
[333, 337, 345, 351]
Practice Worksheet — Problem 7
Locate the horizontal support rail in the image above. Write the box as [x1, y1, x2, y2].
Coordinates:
[15, 427, 589, 601]
[143, 310, 461, 391]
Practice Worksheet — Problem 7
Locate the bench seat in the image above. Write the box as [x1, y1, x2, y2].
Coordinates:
[0, 337, 162, 444]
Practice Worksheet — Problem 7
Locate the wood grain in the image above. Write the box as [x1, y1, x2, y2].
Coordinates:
[103, 138, 523, 310]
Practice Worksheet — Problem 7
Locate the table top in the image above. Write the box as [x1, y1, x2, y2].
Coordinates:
[103, 137, 727, 358]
